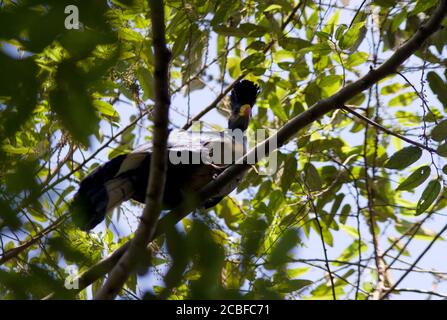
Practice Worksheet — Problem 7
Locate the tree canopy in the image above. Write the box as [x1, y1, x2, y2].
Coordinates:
[1, 0, 447, 300]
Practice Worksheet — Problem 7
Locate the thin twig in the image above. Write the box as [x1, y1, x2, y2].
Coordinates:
[308, 198, 337, 300]
[348, 0, 368, 28]
[0, 214, 68, 265]
[381, 222, 447, 300]
[392, 288, 447, 299]
[341, 105, 437, 153]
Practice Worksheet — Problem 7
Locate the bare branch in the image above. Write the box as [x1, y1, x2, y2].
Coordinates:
[381, 222, 447, 300]
[361, 90, 388, 300]
[392, 288, 447, 299]
[0, 214, 68, 265]
[342, 105, 437, 153]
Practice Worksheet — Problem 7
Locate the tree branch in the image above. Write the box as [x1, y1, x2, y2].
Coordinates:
[392, 288, 447, 299]
[361, 91, 388, 300]
[94, 0, 171, 299]
[342, 105, 437, 153]
[51, 0, 447, 298]
[0, 214, 68, 265]
[381, 222, 447, 300]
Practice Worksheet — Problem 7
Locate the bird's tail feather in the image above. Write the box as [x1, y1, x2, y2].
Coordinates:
[231, 80, 260, 106]
[71, 155, 135, 231]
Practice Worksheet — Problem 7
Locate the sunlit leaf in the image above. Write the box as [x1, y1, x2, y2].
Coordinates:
[388, 92, 417, 107]
[346, 51, 369, 67]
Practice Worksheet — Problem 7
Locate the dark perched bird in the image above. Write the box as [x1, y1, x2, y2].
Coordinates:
[71, 80, 259, 231]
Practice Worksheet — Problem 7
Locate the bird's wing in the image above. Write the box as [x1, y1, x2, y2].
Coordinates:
[116, 129, 246, 204]
[131, 130, 215, 154]
[114, 130, 215, 177]
[132, 130, 245, 164]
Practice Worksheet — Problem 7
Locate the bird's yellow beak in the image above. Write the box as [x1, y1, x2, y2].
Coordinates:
[239, 104, 252, 117]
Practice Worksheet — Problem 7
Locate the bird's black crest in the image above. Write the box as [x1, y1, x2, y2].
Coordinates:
[230, 80, 260, 107]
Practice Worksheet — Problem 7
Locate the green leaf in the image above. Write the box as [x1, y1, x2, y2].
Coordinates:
[319, 75, 342, 96]
[118, 28, 144, 42]
[384, 146, 422, 170]
[28, 208, 48, 223]
[299, 43, 332, 55]
[275, 279, 313, 293]
[50, 61, 99, 145]
[437, 143, 447, 157]
[431, 120, 447, 141]
[304, 163, 322, 191]
[320, 226, 334, 247]
[335, 240, 366, 265]
[271, 102, 288, 122]
[279, 37, 311, 51]
[304, 82, 321, 106]
[397, 165, 431, 191]
[241, 217, 268, 258]
[286, 267, 310, 279]
[340, 224, 359, 238]
[335, 24, 347, 40]
[268, 190, 284, 213]
[280, 155, 297, 193]
[264, 4, 282, 12]
[240, 53, 265, 71]
[396, 220, 444, 241]
[2, 144, 31, 155]
[240, 23, 268, 37]
[388, 92, 417, 107]
[339, 21, 366, 50]
[427, 72, 447, 111]
[93, 100, 118, 118]
[416, 180, 441, 215]
[213, 25, 245, 37]
[136, 67, 154, 101]
[227, 57, 241, 78]
[381, 83, 409, 95]
[391, 10, 408, 32]
[339, 204, 351, 224]
[107, 145, 130, 159]
[323, 10, 340, 35]
[373, 0, 395, 7]
[346, 51, 369, 67]
[247, 40, 267, 51]
[347, 93, 365, 106]
[411, 0, 437, 15]
[267, 228, 300, 269]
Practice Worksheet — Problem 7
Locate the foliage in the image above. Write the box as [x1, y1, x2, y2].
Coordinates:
[0, 0, 447, 300]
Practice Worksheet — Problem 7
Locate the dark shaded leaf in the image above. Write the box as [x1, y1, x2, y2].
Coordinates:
[431, 120, 447, 142]
[266, 228, 300, 269]
[385, 146, 422, 170]
[427, 72, 447, 111]
[397, 165, 431, 191]
[416, 180, 441, 215]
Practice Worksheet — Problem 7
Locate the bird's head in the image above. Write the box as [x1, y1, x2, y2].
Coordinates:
[228, 80, 260, 131]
